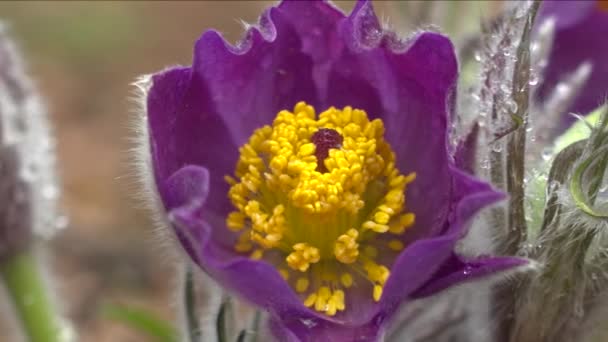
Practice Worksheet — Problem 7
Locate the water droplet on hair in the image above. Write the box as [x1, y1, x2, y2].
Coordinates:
[19, 162, 38, 182]
[528, 72, 539, 86]
[55, 215, 69, 229]
[300, 319, 317, 328]
[541, 148, 553, 161]
[505, 100, 518, 113]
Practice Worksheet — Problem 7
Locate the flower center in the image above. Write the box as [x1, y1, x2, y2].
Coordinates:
[310, 128, 343, 172]
[599, 0, 608, 11]
[225, 102, 416, 316]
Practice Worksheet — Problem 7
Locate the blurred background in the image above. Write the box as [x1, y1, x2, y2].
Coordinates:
[0, 1, 498, 341]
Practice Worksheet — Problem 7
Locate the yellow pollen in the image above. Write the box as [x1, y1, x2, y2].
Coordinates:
[227, 212, 246, 231]
[296, 277, 310, 293]
[286, 243, 320, 272]
[334, 229, 360, 264]
[225, 102, 416, 316]
[340, 273, 353, 288]
[388, 240, 405, 251]
[373, 285, 383, 302]
[250, 250, 263, 260]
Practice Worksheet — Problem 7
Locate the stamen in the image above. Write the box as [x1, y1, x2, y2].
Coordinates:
[286, 243, 320, 272]
[334, 229, 360, 264]
[340, 273, 353, 288]
[373, 285, 383, 302]
[225, 102, 416, 316]
[315, 286, 331, 311]
[226, 212, 246, 231]
[296, 277, 310, 293]
[388, 240, 405, 251]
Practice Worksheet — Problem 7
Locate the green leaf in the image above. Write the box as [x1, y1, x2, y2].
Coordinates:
[102, 304, 178, 342]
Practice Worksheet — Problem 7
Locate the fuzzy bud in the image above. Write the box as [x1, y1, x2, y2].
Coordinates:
[509, 106, 608, 342]
[0, 24, 60, 261]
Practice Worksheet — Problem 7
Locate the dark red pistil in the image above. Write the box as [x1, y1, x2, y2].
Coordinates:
[311, 128, 343, 172]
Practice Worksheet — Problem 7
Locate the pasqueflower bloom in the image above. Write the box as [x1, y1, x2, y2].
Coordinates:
[537, 0, 608, 122]
[142, 0, 525, 340]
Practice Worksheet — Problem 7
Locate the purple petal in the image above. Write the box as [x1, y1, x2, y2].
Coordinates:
[319, 0, 458, 241]
[169, 197, 323, 321]
[193, 6, 319, 148]
[411, 254, 529, 298]
[454, 123, 479, 175]
[380, 169, 504, 316]
[537, 1, 608, 126]
[538, 0, 596, 30]
[162, 164, 210, 210]
[147, 67, 236, 219]
[270, 315, 383, 342]
[162, 165, 211, 258]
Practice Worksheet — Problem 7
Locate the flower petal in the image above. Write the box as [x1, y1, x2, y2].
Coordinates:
[380, 169, 504, 315]
[270, 314, 383, 342]
[538, 0, 596, 30]
[192, 5, 319, 147]
[169, 198, 318, 320]
[537, 2, 608, 125]
[319, 0, 458, 241]
[411, 254, 529, 298]
[147, 67, 237, 218]
[454, 123, 479, 175]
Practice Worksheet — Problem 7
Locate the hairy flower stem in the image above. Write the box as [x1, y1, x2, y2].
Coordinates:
[504, 0, 539, 254]
[0, 249, 63, 342]
[493, 2, 541, 342]
[184, 266, 202, 342]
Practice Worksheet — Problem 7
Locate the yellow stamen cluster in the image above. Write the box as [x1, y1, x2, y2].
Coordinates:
[304, 287, 345, 316]
[225, 102, 416, 316]
[334, 229, 359, 264]
[286, 243, 320, 272]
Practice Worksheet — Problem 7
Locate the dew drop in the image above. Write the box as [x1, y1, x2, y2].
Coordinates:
[528, 72, 539, 86]
[505, 100, 518, 113]
[480, 158, 490, 170]
[300, 319, 317, 328]
[541, 148, 553, 161]
[42, 185, 59, 200]
[54, 215, 69, 230]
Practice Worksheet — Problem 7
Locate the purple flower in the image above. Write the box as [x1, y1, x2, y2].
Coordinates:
[537, 0, 608, 124]
[143, 1, 525, 340]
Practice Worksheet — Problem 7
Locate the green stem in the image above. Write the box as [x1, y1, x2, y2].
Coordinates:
[0, 250, 63, 342]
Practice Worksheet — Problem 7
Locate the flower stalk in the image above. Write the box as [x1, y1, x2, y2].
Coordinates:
[0, 249, 64, 342]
